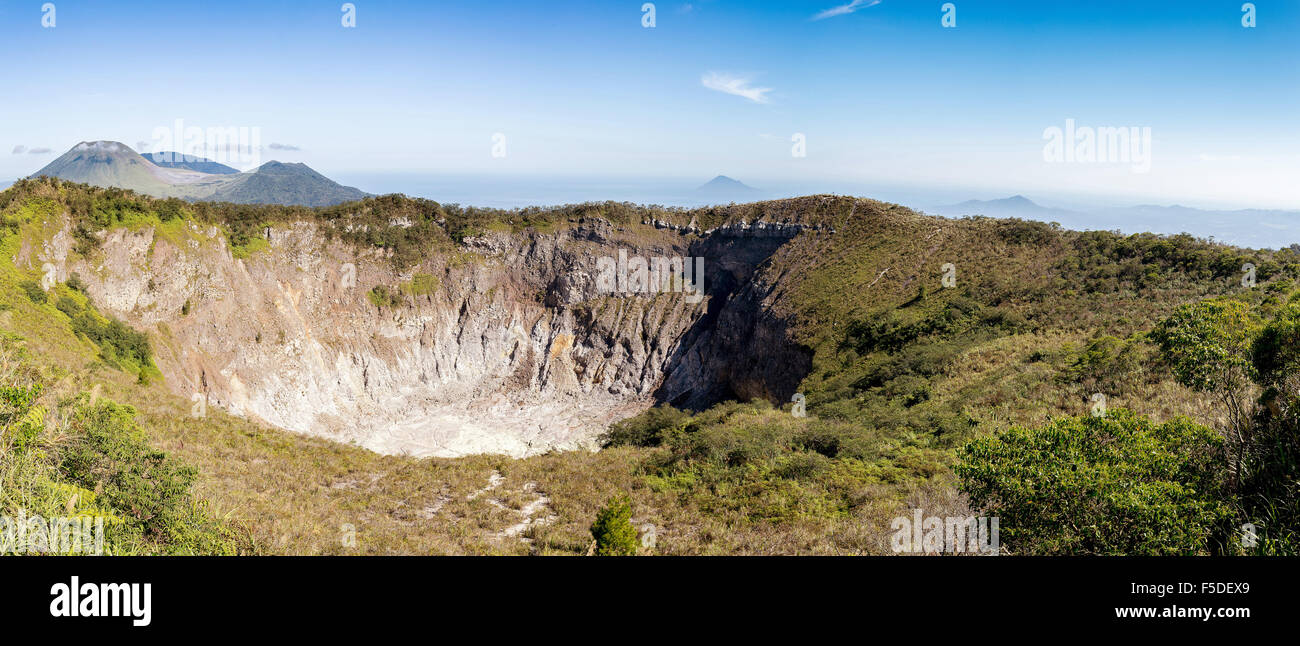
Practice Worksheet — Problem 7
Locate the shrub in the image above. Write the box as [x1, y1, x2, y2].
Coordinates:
[1151, 299, 1265, 498]
[1241, 305, 1300, 553]
[56, 295, 152, 370]
[65, 273, 87, 293]
[0, 383, 44, 453]
[955, 409, 1232, 554]
[601, 404, 690, 448]
[19, 280, 47, 304]
[844, 297, 982, 354]
[0, 335, 237, 555]
[367, 285, 401, 309]
[590, 495, 639, 556]
[402, 273, 439, 297]
[59, 397, 235, 553]
[1060, 334, 1150, 393]
[996, 218, 1060, 246]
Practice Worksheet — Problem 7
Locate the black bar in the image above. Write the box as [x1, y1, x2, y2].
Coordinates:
[1, 556, 1290, 635]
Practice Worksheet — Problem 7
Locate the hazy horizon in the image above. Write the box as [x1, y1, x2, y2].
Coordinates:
[2, 0, 1297, 212]
[6, 164, 1300, 215]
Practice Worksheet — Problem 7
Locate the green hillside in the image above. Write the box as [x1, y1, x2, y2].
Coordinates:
[2, 178, 1294, 555]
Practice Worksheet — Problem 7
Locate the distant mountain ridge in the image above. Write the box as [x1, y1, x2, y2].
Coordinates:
[927, 194, 1300, 249]
[929, 195, 1083, 221]
[30, 141, 368, 207]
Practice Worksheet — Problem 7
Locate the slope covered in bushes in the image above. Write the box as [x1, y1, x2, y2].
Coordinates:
[3, 177, 1294, 554]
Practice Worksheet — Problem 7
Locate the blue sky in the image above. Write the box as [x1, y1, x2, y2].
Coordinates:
[0, 0, 1296, 209]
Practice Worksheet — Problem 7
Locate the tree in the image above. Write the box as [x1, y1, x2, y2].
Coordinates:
[1150, 299, 1257, 489]
[1146, 299, 1300, 553]
[1251, 304, 1300, 402]
[955, 409, 1232, 555]
[1244, 305, 1300, 552]
[590, 495, 639, 556]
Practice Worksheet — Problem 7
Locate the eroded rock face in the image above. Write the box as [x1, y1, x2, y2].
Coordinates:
[656, 231, 815, 409]
[34, 215, 817, 457]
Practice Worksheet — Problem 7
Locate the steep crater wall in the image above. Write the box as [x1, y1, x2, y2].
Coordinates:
[31, 214, 820, 457]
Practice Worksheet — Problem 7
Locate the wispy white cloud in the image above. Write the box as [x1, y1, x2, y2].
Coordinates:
[812, 0, 881, 21]
[701, 72, 772, 104]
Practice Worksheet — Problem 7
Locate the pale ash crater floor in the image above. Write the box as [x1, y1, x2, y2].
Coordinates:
[37, 215, 705, 459]
[305, 396, 650, 458]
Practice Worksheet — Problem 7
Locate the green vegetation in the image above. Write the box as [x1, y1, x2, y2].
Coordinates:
[606, 400, 951, 525]
[58, 396, 240, 553]
[1242, 302, 1300, 552]
[956, 410, 1231, 554]
[601, 200, 1300, 554]
[401, 273, 439, 297]
[366, 285, 402, 309]
[230, 233, 270, 259]
[951, 295, 1300, 554]
[55, 289, 154, 373]
[1166, 299, 1300, 552]
[1058, 333, 1152, 394]
[1150, 299, 1258, 494]
[1151, 299, 1255, 425]
[2, 177, 1296, 555]
[18, 280, 46, 304]
[1, 177, 735, 270]
[590, 495, 638, 556]
[0, 339, 241, 555]
[64, 273, 86, 293]
[602, 404, 691, 448]
[365, 274, 440, 309]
